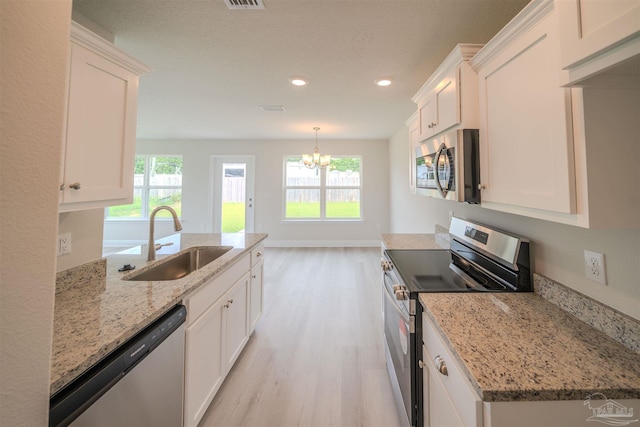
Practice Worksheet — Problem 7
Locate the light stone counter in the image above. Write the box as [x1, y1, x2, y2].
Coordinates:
[419, 292, 640, 402]
[51, 233, 267, 396]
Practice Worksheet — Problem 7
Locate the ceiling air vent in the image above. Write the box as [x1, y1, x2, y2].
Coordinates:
[258, 105, 286, 112]
[224, 0, 265, 9]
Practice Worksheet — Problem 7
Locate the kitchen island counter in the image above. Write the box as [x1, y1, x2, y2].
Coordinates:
[419, 292, 640, 402]
[51, 233, 267, 396]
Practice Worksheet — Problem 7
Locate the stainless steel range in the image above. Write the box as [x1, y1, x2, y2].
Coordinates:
[381, 217, 532, 427]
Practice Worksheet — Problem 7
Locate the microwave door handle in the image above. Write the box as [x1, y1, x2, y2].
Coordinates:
[434, 142, 448, 198]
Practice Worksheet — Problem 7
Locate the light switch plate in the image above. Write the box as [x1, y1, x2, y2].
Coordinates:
[584, 250, 606, 285]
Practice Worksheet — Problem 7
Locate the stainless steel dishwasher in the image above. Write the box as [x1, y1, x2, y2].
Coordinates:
[49, 305, 186, 427]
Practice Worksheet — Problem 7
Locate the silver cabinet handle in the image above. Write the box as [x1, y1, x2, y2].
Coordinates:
[69, 182, 81, 190]
[60, 184, 66, 191]
[477, 184, 486, 190]
[256, 251, 263, 257]
[435, 355, 448, 376]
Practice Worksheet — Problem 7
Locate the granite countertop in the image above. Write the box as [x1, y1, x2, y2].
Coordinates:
[51, 232, 267, 396]
[419, 292, 640, 402]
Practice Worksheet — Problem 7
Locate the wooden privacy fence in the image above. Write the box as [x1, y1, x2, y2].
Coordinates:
[286, 172, 360, 203]
[223, 177, 245, 202]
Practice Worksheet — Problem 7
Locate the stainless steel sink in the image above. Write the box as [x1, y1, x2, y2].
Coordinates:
[124, 246, 233, 281]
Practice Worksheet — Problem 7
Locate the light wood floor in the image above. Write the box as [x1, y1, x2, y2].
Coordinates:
[198, 247, 404, 427]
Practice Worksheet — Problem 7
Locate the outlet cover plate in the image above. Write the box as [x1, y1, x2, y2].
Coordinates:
[584, 249, 606, 285]
[58, 233, 71, 256]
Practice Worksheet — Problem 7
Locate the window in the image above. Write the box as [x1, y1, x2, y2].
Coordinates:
[106, 155, 183, 219]
[284, 156, 361, 219]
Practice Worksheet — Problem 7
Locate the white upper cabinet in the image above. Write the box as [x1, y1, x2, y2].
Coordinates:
[557, 0, 640, 86]
[412, 44, 482, 142]
[470, 0, 578, 216]
[59, 22, 150, 212]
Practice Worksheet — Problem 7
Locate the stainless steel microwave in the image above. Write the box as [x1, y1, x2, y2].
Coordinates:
[415, 129, 480, 203]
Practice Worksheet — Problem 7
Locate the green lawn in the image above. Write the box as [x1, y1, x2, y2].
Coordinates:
[107, 196, 182, 218]
[222, 202, 245, 232]
[109, 200, 359, 227]
[286, 202, 360, 218]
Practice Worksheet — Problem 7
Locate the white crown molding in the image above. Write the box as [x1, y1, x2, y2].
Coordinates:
[71, 21, 152, 76]
[469, 0, 554, 71]
[412, 43, 484, 105]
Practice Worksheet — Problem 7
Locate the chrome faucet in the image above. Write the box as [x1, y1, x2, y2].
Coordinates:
[147, 206, 183, 261]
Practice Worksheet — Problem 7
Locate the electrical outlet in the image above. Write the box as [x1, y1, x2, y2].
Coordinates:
[584, 250, 606, 285]
[58, 233, 71, 256]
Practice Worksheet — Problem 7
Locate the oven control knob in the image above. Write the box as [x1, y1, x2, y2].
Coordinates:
[392, 284, 403, 292]
[380, 259, 393, 272]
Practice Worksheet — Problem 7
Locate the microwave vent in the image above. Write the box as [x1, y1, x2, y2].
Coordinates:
[224, 0, 265, 9]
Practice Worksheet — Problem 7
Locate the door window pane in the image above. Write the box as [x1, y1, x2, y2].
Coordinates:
[222, 163, 246, 232]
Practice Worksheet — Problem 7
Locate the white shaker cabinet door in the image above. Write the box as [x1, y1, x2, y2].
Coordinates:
[184, 296, 225, 427]
[249, 259, 264, 334]
[558, 0, 640, 82]
[224, 272, 250, 371]
[61, 42, 139, 208]
[475, 6, 576, 214]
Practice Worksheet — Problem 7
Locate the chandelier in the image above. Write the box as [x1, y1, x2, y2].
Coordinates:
[302, 127, 330, 169]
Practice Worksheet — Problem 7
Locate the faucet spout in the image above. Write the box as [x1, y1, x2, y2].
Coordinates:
[148, 206, 183, 261]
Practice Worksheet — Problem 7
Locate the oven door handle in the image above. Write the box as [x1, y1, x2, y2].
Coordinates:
[448, 263, 489, 291]
[383, 279, 412, 324]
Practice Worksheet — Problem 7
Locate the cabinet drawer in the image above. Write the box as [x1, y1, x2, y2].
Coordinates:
[250, 243, 265, 267]
[185, 254, 250, 325]
[422, 312, 482, 427]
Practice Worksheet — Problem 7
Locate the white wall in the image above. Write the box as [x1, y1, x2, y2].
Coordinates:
[0, 1, 71, 425]
[388, 125, 640, 320]
[57, 209, 105, 271]
[104, 138, 391, 247]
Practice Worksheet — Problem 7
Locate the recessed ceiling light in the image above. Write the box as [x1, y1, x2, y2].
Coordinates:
[375, 78, 393, 87]
[289, 77, 308, 86]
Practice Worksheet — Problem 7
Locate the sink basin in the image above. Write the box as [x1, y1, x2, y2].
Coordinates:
[125, 246, 233, 281]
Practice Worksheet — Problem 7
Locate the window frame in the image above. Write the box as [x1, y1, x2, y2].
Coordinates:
[283, 155, 363, 221]
[105, 154, 183, 220]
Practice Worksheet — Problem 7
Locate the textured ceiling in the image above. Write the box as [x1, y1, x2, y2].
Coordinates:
[72, 0, 529, 140]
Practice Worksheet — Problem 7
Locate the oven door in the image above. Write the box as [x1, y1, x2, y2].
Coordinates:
[383, 273, 413, 426]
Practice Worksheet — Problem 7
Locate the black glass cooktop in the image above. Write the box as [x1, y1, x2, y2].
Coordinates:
[384, 248, 512, 293]
[385, 249, 464, 293]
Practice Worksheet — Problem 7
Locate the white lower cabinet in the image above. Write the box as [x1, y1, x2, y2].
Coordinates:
[183, 254, 252, 427]
[184, 295, 225, 427]
[248, 243, 265, 334]
[422, 314, 481, 427]
[224, 272, 250, 370]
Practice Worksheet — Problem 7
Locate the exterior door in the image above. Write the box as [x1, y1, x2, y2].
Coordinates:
[211, 156, 255, 233]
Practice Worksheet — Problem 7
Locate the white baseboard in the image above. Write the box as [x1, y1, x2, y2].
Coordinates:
[264, 240, 381, 248]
